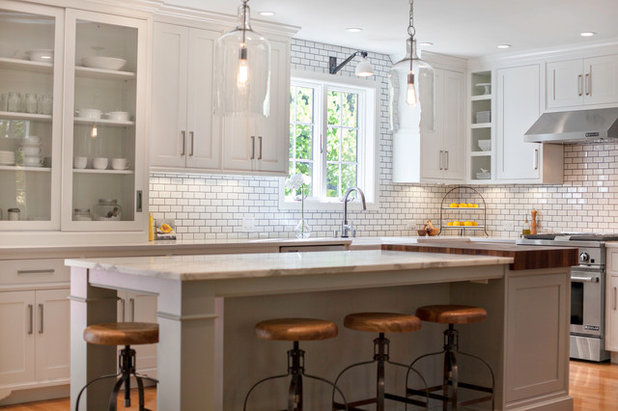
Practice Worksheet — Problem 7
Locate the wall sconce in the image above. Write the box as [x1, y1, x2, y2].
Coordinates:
[328, 51, 374, 77]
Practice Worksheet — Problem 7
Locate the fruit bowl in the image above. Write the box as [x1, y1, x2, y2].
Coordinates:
[81, 56, 127, 71]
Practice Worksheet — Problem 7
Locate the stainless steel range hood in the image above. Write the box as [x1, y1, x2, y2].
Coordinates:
[524, 107, 618, 143]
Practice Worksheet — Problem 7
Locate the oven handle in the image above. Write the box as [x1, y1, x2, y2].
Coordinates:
[571, 276, 599, 283]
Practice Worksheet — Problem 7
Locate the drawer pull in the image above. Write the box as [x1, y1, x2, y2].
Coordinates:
[17, 269, 55, 275]
[38, 304, 44, 334]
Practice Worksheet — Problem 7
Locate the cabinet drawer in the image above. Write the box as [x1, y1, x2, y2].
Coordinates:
[608, 250, 618, 274]
[0, 259, 70, 286]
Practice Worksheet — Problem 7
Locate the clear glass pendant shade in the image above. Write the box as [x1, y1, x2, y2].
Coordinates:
[393, 38, 433, 108]
[214, 3, 271, 117]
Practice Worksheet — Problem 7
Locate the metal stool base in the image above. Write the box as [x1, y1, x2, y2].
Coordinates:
[407, 325, 495, 410]
[333, 333, 428, 411]
[244, 341, 349, 411]
[74, 345, 158, 411]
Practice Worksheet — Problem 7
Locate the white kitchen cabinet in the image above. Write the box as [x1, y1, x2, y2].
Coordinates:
[606, 249, 618, 352]
[547, 54, 618, 109]
[0, 288, 69, 389]
[221, 37, 290, 175]
[496, 64, 562, 183]
[393, 68, 465, 183]
[150, 22, 221, 171]
[117, 291, 157, 373]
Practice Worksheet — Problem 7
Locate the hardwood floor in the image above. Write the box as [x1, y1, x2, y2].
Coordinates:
[1, 361, 617, 410]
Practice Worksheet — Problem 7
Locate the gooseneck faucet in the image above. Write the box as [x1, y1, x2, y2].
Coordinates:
[340, 187, 367, 238]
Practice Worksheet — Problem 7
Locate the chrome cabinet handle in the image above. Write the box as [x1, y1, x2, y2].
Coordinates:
[180, 130, 186, 156]
[614, 287, 617, 311]
[439, 151, 443, 170]
[136, 190, 143, 213]
[17, 269, 55, 275]
[587, 66, 592, 96]
[585, 73, 590, 96]
[250, 136, 255, 160]
[189, 131, 194, 157]
[571, 276, 599, 283]
[129, 298, 135, 322]
[445, 150, 449, 171]
[533, 148, 539, 170]
[120, 298, 126, 322]
[577, 74, 583, 96]
[38, 304, 43, 334]
[258, 136, 263, 160]
[28, 304, 33, 335]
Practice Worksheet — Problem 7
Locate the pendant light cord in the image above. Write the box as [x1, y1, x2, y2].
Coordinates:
[408, 0, 416, 38]
[241, 0, 249, 44]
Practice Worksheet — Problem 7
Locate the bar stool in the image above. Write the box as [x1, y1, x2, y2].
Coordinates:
[243, 318, 348, 411]
[75, 322, 159, 411]
[332, 312, 428, 411]
[407, 305, 495, 410]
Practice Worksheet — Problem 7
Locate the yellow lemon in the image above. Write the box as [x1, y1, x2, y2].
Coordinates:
[464, 221, 473, 226]
[458, 203, 467, 208]
[473, 221, 478, 226]
[160, 223, 173, 233]
[467, 203, 474, 208]
[453, 221, 462, 226]
[449, 203, 458, 208]
[473, 204, 479, 208]
[446, 221, 454, 226]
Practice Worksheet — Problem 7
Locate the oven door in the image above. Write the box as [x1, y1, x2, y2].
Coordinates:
[571, 267, 603, 337]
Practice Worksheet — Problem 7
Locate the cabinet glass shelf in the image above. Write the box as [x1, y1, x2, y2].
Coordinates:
[470, 94, 491, 101]
[0, 57, 53, 73]
[74, 118, 134, 127]
[0, 165, 51, 172]
[73, 169, 133, 175]
[74, 66, 135, 80]
[0, 111, 52, 122]
[471, 123, 491, 129]
[470, 151, 491, 157]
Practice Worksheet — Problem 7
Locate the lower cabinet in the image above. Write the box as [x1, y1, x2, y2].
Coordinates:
[117, 291, 158, 374]
[0, 288, 70, 388]
[606, 249, 618, 352]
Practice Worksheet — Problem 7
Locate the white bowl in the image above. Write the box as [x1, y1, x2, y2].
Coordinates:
[82, 56, 127, 71]
[478, 139, 491, 151]
[26, 49, 54, 63]
[92, 157, 108, 170]
[106, 111, 130, 122]
[76, 108, 102, 120]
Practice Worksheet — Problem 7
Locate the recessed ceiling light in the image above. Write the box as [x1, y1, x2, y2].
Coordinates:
[497, 44, 512, 49]
[258, 11, 275, 17]
[580, 32, 597, 37]
[345, 27, 363, 33]
[419, 41, 433, 47]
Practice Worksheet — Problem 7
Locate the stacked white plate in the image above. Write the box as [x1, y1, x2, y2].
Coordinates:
[0, 150, 15, 166]
[19, 137, 43, 167]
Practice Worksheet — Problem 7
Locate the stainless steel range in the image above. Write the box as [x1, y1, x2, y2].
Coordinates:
[517, 232, 618, 362]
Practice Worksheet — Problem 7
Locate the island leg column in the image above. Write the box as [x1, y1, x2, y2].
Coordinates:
[156, 281, 223, 411]
[69, 267, 118, 411]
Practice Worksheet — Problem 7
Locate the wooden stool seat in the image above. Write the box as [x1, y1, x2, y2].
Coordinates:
[344, 312, 421, 333]
[83, 322, 159, 346]
[255, 318, 337, 341]
[416, 305, 487, 324]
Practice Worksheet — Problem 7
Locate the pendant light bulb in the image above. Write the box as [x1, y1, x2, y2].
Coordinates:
[406, 71, 418, 107]
[236, 45, 249, 90]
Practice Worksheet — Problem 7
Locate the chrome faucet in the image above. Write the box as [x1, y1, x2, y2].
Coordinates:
[339, 187, 367, 238]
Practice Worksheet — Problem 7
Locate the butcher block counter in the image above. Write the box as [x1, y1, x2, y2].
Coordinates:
[383, 241, 579, 270]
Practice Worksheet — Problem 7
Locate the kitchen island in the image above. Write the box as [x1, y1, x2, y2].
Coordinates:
[67, 249, 572, 410]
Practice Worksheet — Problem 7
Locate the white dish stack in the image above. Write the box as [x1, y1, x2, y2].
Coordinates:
[0, 150, 15, 166]
[18, 136, 43, 167]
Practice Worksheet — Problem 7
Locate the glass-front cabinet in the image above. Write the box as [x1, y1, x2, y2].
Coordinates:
[0, 2, 64, 230]
[62, 10, 147, 231]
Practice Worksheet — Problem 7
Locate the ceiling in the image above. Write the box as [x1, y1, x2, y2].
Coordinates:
[167, 0, 618, 59]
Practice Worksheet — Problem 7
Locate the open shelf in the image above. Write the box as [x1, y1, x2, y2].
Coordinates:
[471, 94, 491, 101]
[74, 118, 134, 127]
[471, 122, 491, 129]
[471, 151, 492, 157]
[442, 226, 486, 230]
[0, 165, 51, 172]
[0, 57, 53, 73]
[75, 66, 136, 80]
[442, 207, 485, 210]
[73, 168, 134, 175]
[0, 111, 52, 122]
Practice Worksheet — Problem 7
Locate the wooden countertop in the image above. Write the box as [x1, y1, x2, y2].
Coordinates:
[382, 241, 579, 270]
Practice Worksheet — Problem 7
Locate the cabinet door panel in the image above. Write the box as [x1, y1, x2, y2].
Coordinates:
[186, 28, 221, 170]
[547, 59, 583, 109]
[441, 70, 465, 180]
[585, 55, 618, 106]
[420, 69, 444, 180]
[35, 289, 70, 381]
[255, 39, 289, 174]
[607, 275, 618, 351]
[127, 293, 158, 372]
[151, 23, 189, 168]
[497, 65, 541, 180]
[0, 291, 35, 386]
[221, 118, 254, 171]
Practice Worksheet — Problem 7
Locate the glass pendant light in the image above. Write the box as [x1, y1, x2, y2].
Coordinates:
[214, 0, 271, 117]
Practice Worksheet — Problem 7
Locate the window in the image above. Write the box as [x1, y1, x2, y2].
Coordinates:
[285, 72, 377, 207]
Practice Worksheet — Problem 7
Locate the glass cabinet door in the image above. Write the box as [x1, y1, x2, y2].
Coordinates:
[0, 2, 63, 229]
[63, 10, 147, 231]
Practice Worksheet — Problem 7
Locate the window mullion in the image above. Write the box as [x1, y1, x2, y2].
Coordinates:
[320, 84, 328, 199]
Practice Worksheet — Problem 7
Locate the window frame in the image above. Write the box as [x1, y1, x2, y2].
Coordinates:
[280, 70, 379, 211]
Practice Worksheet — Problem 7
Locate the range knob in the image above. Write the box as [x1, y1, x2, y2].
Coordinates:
[579, 252, 590, 263]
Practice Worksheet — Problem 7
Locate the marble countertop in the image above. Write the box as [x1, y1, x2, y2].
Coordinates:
[65, 250, 514, 281]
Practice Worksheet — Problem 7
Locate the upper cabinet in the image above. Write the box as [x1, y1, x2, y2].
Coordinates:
[150, 23, 221, 170]
[496, 64, 562, 183]
[392, 67, 465, 184]
[0, 2, 64, 230]
[547, 54, 618, 109]
[151, 20, 291, 176]
[62, 9, 148, 231]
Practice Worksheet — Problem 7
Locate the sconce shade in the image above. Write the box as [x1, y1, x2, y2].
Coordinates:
[355, 56, 374, 77]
